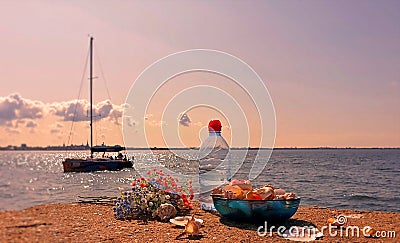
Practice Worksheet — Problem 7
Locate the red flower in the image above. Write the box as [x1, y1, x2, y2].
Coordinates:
[132, 182, 136, 186]
[140, 183, 146, 188]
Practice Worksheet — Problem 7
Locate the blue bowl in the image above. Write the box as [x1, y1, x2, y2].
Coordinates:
[212, 196, 300, 222]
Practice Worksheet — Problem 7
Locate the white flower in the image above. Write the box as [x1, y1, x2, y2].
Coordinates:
[148, 202, 154, 207]
[165, 195, 170, 200]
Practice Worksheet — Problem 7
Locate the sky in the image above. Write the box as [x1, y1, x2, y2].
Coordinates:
[0, 0, 399, 148]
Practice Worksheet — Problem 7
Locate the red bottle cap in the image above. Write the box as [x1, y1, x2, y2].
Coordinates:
[208, 120, 222, 132]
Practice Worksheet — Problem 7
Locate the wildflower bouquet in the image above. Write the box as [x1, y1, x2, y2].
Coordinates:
[113, 168, 194, 220]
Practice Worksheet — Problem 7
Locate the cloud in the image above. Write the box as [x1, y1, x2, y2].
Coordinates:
[4, 121, 13, 127]
[26, 120, 38, 128]
[108, 103, 128, 125]
[0, 93, 44, 125]
[144, 114, 167, 127]
[5, 127, 20, 134]
[178, 113, 191, 127]
[49, 123, 63, 134]
[50, 129, 60, 134]
[15, 119, 26, 128]
[125, 116, 137, 127]
[147, 119, 166, 127]
[0, 93, 125, 135]
[49, 99, 124, 122]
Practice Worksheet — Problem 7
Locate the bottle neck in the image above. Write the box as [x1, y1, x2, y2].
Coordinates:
[209, 131, 221, 136]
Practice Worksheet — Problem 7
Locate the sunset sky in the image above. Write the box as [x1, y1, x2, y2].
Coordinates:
[0, 1, 399, 148]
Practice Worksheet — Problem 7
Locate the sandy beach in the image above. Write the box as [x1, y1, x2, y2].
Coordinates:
[0, 202, 398, 242]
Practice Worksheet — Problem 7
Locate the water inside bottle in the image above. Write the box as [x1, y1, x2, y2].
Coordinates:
[199, 131, 230, 211]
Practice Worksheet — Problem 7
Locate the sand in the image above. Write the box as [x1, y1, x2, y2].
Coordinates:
[0, 202, 398, 242]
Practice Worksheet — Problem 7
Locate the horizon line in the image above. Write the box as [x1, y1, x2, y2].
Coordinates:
[1, 144, 399, 151]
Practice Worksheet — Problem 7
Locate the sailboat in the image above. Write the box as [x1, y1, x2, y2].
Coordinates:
[62, 37, 133, 172]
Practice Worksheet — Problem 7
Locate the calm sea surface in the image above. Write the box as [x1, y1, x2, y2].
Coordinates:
[0, 149, 399, 212]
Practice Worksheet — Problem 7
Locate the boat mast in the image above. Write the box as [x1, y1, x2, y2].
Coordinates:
[90, 36, 93, 158]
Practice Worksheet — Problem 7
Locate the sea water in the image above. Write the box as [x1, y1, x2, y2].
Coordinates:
[0, 149, 399, 212]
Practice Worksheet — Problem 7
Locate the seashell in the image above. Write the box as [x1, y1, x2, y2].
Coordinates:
[154, 203, 177, 221]
[245, 191, 262, 200]
[274, 188, 286, 196]
[229, 179, 245, 186]
[170, 216, 203, 227]
[284, 192, 296, 200]
[363, 227, 377, 237]
[211, 187, 224, 196]
[256, 186, 275, 200]
[327, 217, 345, 227]
[185, 215, 200, 235]
[263, 183, 275, 190]
[327, 217, 337, 225]
[236, 184, 253, 191]
[223, 185, 245, 199]
[275, 194, 287, 200]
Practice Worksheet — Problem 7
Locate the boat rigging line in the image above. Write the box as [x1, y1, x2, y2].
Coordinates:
[65, 46, 90, 147]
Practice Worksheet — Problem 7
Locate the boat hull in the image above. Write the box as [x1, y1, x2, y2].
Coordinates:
[63, 158, 132, 172]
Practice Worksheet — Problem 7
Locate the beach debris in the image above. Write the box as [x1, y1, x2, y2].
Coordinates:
[77, 196, 116, 205]
[343, 214, 363, 219]
[170, 216, 203, 227]
[211, 181, 297, 201]
[280, 226, 323, 242]
[153, 203, 177, 221]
